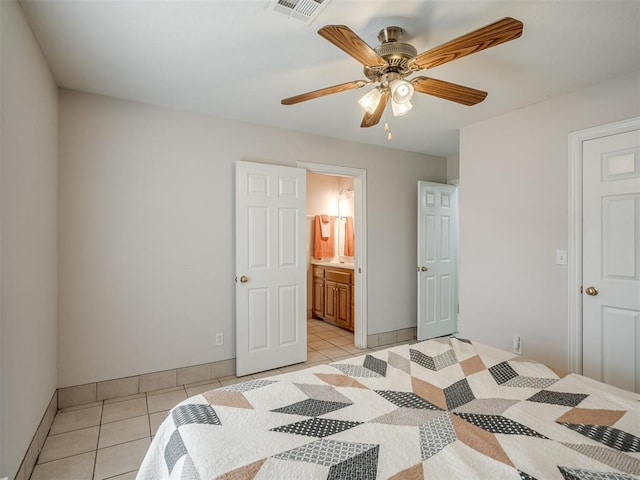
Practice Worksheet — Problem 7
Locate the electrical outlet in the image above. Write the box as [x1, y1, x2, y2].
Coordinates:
[513, 335, 522, 355]
[215, 333, 224, 346]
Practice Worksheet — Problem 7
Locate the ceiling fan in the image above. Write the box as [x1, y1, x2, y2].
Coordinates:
[281, 18, 523, 128]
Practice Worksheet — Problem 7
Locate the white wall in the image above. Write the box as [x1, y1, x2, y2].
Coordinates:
[458, 71, 640, 370]
[58, 90, 446, 387]
[0, 1, 58, 477]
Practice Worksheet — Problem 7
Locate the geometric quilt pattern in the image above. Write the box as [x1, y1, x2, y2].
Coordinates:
[271, 398, 351, 417]
[271, 417, 362, 438]
[164, 429, 187, 474]
[527, 390, 588, 407]
[410, 347, 458, 371]
[559, 423, 640, 453]
[489, 360, 559, 389]
[172, 403, 220, 428]
[137, 337, 640, 480]
[557, 466, 638, 480]
[454, 412, 548, 438]
[419, 412, 456, 459]
[274, 438, 377, 466]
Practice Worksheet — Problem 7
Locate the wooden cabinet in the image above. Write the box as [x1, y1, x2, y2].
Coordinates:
[312, 270, 325, 318]
[312, 265, 354, 331]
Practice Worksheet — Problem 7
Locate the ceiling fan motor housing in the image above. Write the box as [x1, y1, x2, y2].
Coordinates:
[364, 26, 418, 81]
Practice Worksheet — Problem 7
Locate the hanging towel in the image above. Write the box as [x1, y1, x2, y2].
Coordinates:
[320, 214, 331, 239]
[313, 215, 335, 259]
[344, 216, 355, 256]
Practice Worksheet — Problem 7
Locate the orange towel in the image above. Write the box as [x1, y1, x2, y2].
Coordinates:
[319, 214, 330, 238]
[313, 215, 335, 259]
[344, 216, 355, 256]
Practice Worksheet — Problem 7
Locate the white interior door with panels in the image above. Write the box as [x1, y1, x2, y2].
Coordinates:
[417, 182, 458, 340]
[582, 128, 640, 392]
[235, 161, 307, 376]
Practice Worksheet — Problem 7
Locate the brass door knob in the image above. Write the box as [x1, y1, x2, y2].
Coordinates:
[584, 286, 599, 296]
[240, 275, 248, 284]
[421, 266, 428, 272]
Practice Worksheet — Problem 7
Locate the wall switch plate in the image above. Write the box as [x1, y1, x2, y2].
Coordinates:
[215, 333, 224, 346]
[556, 249, 567, 265]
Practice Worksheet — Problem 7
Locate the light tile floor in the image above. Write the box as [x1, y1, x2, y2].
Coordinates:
[30, 319, 414, 479]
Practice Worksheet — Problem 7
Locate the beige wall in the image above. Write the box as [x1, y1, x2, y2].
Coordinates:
[58, 90, 446, 387]
[458, 71, 640, 370]
[0, 1, 59, 477]
[447, 155, 460, 182]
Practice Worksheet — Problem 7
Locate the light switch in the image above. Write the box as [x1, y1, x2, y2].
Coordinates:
[556, 249, 567, 265]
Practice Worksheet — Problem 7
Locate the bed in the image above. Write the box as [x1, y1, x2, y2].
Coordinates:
[136, 337, 640, 479]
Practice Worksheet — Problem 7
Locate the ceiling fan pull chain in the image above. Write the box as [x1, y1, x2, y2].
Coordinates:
[384, 98, 393, 141]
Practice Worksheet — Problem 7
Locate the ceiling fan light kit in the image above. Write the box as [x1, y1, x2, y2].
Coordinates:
[281, 17, 524, 129]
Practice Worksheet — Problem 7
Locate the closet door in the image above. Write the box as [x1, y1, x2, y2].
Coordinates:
[417, 182, 458, 340]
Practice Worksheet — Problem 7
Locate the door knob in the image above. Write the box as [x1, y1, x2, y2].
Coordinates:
[584, 286, 599, 296]
[239, 275, 248, 284]
[421, 266, 428, 272]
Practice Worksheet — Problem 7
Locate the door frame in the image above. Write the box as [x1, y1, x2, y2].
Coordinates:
[297, 162, 368, 349]
[567, 116, 640, 374]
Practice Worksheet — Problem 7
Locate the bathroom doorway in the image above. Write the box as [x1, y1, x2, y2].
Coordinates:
[306, 173, 356, 361]
[297, 162, 368, 352]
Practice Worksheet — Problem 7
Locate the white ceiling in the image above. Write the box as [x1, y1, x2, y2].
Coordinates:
[19, 0, 640, 157]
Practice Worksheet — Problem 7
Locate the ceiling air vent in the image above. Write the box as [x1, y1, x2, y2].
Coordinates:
[268, 0, 332, 24]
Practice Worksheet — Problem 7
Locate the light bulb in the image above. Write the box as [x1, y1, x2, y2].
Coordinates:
[391, 100, 413, 117]
[389, 79, 414, 104]
[358, 88, 382, 114]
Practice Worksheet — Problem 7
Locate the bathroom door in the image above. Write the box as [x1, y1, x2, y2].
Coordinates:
[235, 161, 307, 376]
[417, 182, 458, 340]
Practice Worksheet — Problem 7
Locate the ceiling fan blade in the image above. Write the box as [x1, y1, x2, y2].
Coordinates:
[412, 17, 523, 70]
[318, 25, 387, 67]
[361, 89, 389, 128]
[281, 80, 369, 105]
[412, 77, 487, 106]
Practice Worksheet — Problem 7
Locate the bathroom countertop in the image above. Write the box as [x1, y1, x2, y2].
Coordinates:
[311, 259, 355, 270]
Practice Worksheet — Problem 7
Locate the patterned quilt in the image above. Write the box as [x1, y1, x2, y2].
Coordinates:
[136, 338, 640, 479]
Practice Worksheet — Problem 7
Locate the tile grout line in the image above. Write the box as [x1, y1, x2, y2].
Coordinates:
[92, 400, 104, 480]
[146, 396, 152, 446]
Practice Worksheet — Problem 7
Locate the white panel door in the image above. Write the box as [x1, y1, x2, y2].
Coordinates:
[235, 161, 306, 376]
[417, 182, 458, 340]
[583, 129, 640, 392]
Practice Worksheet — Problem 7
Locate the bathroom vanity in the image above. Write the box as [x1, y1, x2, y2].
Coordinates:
[312, 261, 354, 332]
